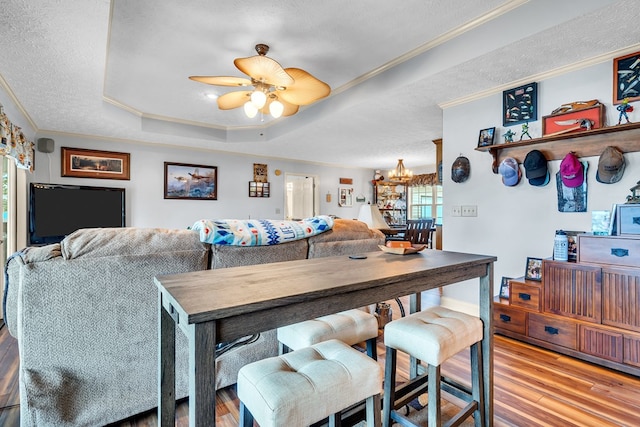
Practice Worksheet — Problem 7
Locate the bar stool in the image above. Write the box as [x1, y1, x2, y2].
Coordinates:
[382, 306, 485, 427]
[237, 339, 382, 427]
[277, 308, 379, 359]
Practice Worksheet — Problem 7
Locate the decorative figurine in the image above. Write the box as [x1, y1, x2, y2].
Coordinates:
[502, 129, 516, 143]
[617, 98, 634, 125]
[626, 180, 640, 204]
[373, 170, 384, 181]
[520, 122, 532, 140]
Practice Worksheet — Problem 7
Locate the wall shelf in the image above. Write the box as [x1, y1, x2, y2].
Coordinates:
[476, 122, 640, 173]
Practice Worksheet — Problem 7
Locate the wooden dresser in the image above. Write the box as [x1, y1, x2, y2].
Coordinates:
[494, 234, 640, 376]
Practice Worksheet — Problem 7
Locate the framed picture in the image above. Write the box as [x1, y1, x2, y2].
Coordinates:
[613, 50, 640, 104]
[338, 187, 353, 207]
[524, 257, 543, 281]
[164, 162, 217, 200]
[477, 127, 495, 147]
[249, 181, 270, 197]
[61, 147, 130, 180]
[499, 276, 512, 299]
[617, 203, 640, 235]
[503, 82, 537, 126]
[253, 163, 268, 183]
[565, 231, 584, 262]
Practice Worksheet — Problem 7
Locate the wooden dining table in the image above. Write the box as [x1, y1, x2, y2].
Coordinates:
[155, 249, 496, 427]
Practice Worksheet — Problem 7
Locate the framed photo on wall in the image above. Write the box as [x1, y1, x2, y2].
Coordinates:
[524, 257, 543, 281]
[503, 82, 537, 126]
[477, 127, 495, 147]
[613, 50, 640, 104]
[61, 147, 130, 180]
[164, 162, 217, 200]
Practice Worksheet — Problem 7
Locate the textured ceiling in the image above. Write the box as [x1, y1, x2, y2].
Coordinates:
[0, 0, 638, 171]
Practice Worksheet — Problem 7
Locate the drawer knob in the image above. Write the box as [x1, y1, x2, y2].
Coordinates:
[499, 314, 511, 322]
[518, 293, 531, 301]
[544, 326, 559, 335]
[611, 248, 629, 257]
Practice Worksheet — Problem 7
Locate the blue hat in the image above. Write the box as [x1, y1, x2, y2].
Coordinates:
[498, 157, 520, 186]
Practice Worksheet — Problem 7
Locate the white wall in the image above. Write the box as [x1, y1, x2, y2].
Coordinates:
[441, 60, 640, 311]
[28, 134, 374, 231]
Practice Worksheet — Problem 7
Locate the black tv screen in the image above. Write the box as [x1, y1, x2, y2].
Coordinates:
[29, 183, 126, 245]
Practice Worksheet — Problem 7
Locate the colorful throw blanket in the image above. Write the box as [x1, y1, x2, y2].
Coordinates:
[191, 216, 334, 246]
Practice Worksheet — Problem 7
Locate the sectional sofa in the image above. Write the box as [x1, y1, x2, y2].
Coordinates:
[3, 218, 384, 426]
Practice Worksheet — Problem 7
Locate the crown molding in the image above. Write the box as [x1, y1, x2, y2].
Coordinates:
[439, 43, 640, 109]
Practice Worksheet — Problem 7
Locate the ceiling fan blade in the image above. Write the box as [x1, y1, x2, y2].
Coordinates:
[188, 76, 252, 87]
[217, 91, 251, 110]
[261, 97, 299, 117]
[234, 55, 294, 87]
[278, 68, 331, 106]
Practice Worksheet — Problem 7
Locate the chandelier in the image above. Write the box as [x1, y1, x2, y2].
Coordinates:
[388, 159, 413, 181]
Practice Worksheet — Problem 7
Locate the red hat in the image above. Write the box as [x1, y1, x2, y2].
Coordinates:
[560, 152, 584, 188]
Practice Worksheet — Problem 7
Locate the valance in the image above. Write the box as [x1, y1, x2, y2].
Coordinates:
[408, 173, 438, 186]
[0, 106, 34, 171]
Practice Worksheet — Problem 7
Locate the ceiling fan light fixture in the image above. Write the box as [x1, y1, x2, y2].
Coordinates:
[269, 100, 284, 118]
[250, 90, 267, 108]
[244, 101, 258, 118]
[190, 44, 330, 119]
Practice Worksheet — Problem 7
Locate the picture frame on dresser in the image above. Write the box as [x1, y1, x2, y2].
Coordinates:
[524, 257, 543, 281]
[499, 276, 512, 299]
[616, 203, 640, 235]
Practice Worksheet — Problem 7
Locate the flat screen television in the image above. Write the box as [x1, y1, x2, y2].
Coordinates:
[29, 183, 126, 245]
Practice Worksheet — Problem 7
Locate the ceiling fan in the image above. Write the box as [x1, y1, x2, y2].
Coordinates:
[189, 44, 331, 119]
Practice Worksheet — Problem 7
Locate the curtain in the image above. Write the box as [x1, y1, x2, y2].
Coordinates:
[0, 106, 34, 171]
[408, 173, 437, 187]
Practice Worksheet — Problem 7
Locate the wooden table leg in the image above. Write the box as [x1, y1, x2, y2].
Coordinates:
[188, 321, 218, 426]
[159, 292, 176, 427]
[479, 264, 494, 427]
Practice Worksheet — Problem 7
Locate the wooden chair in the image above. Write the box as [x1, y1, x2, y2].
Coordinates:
[405, 218, 434, 248]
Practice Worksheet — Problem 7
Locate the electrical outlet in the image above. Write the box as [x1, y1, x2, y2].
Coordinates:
[462, 205, 477, 217]
[452, 206, 461, 217]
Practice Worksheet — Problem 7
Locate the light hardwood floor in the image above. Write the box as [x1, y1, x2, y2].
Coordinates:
[2, 319, 640, 426]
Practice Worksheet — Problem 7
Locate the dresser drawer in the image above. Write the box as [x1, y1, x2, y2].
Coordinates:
[528, 313, 577, 349]
[493, 305, 526, 334]
[578, 234, 640, 268]
[510, 281, 541, 311]
[579, 324, 623, 363]
[624, 333, 640, 368]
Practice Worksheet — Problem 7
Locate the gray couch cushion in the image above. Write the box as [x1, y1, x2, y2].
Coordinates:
[210, 239, 308, 268]
[60, 227, 207, 259]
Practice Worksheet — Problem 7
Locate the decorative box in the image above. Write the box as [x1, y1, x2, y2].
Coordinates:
[542, 104, 604, 137]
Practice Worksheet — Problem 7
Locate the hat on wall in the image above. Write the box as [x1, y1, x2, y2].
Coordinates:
[498, 157, 521, 186]
[523, 149, 549, 186]
[560, 152, 584, 187]
[451, 156, 470, 183]
[596, 146, 625, 184]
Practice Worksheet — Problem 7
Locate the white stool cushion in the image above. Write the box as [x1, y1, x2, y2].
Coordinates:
[277, 309, 378, 350]
[384, 306, 483, 366]
[237, 339, 382, 427]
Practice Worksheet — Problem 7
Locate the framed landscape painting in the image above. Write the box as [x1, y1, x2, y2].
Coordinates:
[61, 147, 130, 180]
[164, 162, 217, 200]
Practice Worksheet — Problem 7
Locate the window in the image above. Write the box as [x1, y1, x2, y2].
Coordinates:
[408, 184, 442, 225]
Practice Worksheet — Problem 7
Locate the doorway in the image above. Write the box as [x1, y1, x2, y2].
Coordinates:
[284, 174, 318, 220]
